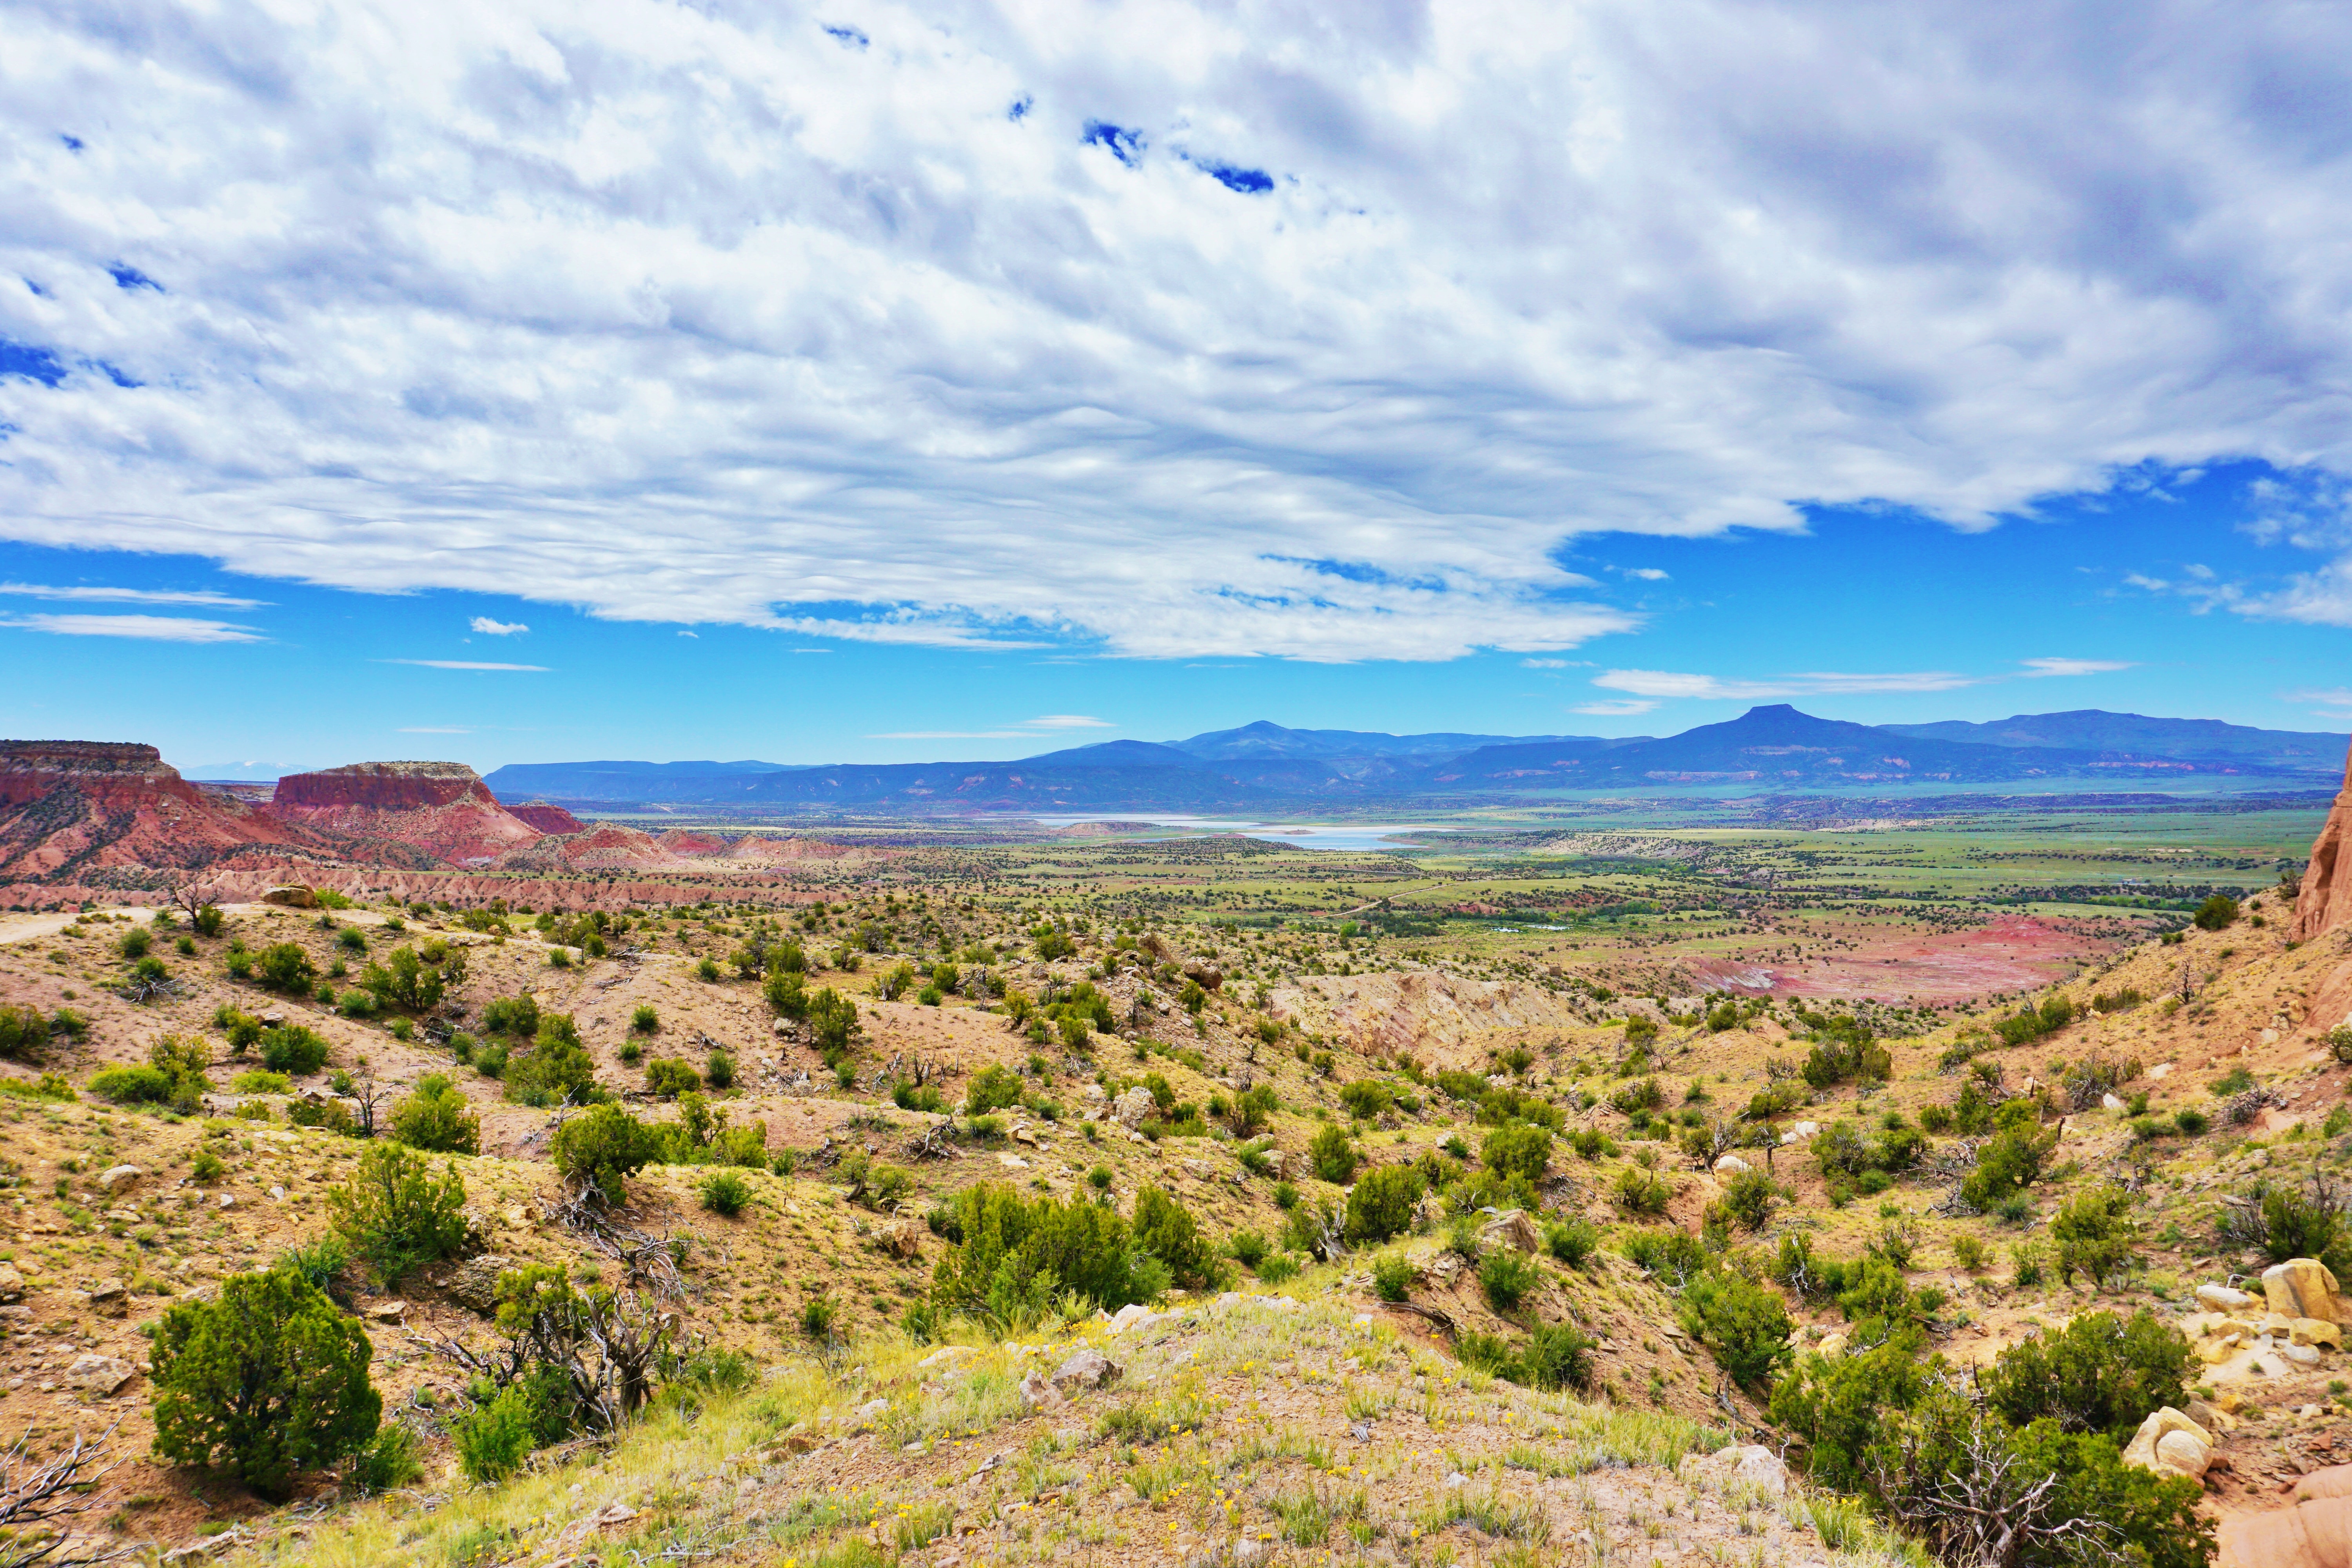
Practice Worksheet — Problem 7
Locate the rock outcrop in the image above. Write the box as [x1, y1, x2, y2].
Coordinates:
[2121, 1407, 2213, 1482]
[2297, 737, 2352, 943]
[507, 801, 586, 835]
[271, 762, 540, 864]
[0, 740, 303, 880]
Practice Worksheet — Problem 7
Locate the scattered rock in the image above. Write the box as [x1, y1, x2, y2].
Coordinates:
[64, 1355, 136, 1397]
[1017, 1370, 1060, 1412]
[2101, 1093, 2127, 1112]
[1712, 1154, 1751, 1174]
[1105, 1303, 1161, 1336]
[1687, 1444, 1788, 1497]
[917, 1346, 969, 1369]
[82, 1280, 126, 1304]
[0, 1264, 23, 1305]
[96, 1165, 142, 1195]
[1480, 1209, 1541, 1254]
[367, 1300, 407, 1322]
[1011, 1125, 1039, 1147]
[261, 885, 318, 909]
[1111, 1087, 1156, 1128]
[1181, 960, 1222, 991]
[2198, 1283, 2258, 1312]
[2294, 1318, 2344, 1349]
[590, 1503, 639, 1532]
[2122, 1408, 2213, 1482]
[2264, 1258, 2343, 1324]
[874, 1219, 925, 1259]
[1050, 1349, 1120, 1392]
[448, 1254, 516, 1314]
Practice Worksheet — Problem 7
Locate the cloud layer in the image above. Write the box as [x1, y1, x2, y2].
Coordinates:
[4, 0, 2351, 660]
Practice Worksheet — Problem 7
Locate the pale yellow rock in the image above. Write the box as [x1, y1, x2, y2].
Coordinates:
[2262, 1258, 2343, 1323]
[2123, 1408, 2214, 1481]
[2294, 1317, 2344, 1349]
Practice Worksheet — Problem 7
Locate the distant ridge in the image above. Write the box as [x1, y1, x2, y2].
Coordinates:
[478, 708, 2352, 808]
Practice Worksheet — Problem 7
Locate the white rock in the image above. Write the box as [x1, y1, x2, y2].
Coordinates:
[2101, 1093, 2127, 1112]
[63, 1355, 136, 1397]
[1687, 1444, 1788, 1497]
[97, 1165, 142, 1195]
[1713, 1155, 1752, 1174]
[2196, 1283, 2257, 1312]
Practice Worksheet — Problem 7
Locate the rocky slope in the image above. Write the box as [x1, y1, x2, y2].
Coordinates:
[2296, 737, 2352, 942]
[505, 801, 585, 834]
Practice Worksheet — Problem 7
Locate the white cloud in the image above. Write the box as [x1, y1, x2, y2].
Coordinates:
[1619, 569, 1671, 582]
[1594, 668, 1977, 700]
[1521, 657, 1570, 669]
[380, 659, 549, 671]
[469, 616, 528, 636]
[2285, 687, 2352, 715]
[677, 630, 698, 638]
[1025, 715, 1114, 729]
[4, 3, 2352, 659]
[1572, 699, 1659, 716]
[2019, 657, 2134, 678]
[0, 613, 262, 643]
[0, 582, 266, 608]
[867, 730, 1041, 740]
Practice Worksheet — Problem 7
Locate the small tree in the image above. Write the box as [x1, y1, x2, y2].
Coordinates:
[1308, 1124, 1358, 1184]
[1481, 1123, 1551, 1182]
[552, 1103, 660, 1205]
[389, 1074, 481, 1154]
[254, 942, 315, 995]
[149, 1269, 380, 1500]
[966, 1064, 1023, 1114]
[2193, 894, 2239, 931]
[506, 1015, 603, 1107]
[328, 1143, 469, 1284]
[644, 1058, 700, 1098]
[1344, 1165, 1423, 1243]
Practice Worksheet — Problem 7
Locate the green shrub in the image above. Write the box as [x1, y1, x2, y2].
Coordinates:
[89, 1065, 174, 1105]
[327, 1143, 468, 1285]
[645, 1057, 700, 1098]
[389, 1074, 481, 1154]
[1229, 1229, 1270, 1268]
[1479, 1248, 1542, 1311]
[1521, 1324, 1597, 1390]
[1481, 1123, 1551, 1181]
[1959, 1102, 2059, 1212]
[191, 1148, 226, 1183]
[1133, 1184, 1225, 1290]
[254, 942, 315, 995]
[259, 1024, 329, 1077]
[453, 1385, 539, 1484]
[231, 1070, 292, 1094]
[2051, 1184, 2138, 1289]
[345, 1422, 423, 1495]
[1338, 1080, 1393, 1120]
[504, 1016, 603, 1108]
[706, 1050, 735, 1091]
[1344, 1165, 1424, 1243]
[149, 1268, 381, 1500]
[1680, 1270, 1792, 1391]
[1544, 1218, 1599, 1267]
[1372, 1254, 1415, 1302]
[1308, 1124, 1358, 1184]
[1710, 1169, 1779, 1232]
[930, 1183, 1158, 1323]
[481, 994, 541, 1037]
[1977, 1309, 2194, 1441]
[2174, 1107, 2210, 1136]
[630, 1004, 660, 1034]
[1612, 1164, 1671, 1216]
[1256, 1253, 1299, 1284]
[552, 1103, 660, 1204]
[2194, 894, 2238, 931]
[967, 1063, 1024, 1113]
[699, 1169, 753, 1217]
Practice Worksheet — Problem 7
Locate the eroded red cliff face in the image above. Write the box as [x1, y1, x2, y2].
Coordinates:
[508, 802, 586, 835]
[0, 741, 305, 880]
[2295, 739, 2352, 944]
[270, 762, 541, 864]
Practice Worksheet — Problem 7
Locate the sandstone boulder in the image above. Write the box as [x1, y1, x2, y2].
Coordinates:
[1713, 1154, 1752, 1174]
[874, 1219, 924, 1259]
[447, 1254, 515, 1314]
[261, 885, 318, 908]
[1686, 1444, 1788, 1497]
[1181, 960, 1223, 991]
[1050, 1349, 1121, 1392]
[2298, 1465, 2352, 1503]
[2198, 1283, 2258, 1312]
[1017, 1370, 1060, 1412]
[64, 1354, 136, 1397]
[0, 1264, 23, 1305]
[2265, 1258, 2343, 1324]
[1111, 1087, 1156, 1128]
[2122, 1408, 2213, 1481]
[2218, 1492, 2352, 1568]
[97, 1165, 142, 1195]
[2296, 1318, 2344, 1349]
[1480, 1209, 1541, 1254]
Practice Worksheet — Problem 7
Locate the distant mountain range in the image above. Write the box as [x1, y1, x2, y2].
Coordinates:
[474, 707, 2352, 811]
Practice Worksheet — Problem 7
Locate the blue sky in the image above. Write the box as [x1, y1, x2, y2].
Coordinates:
[7, 459, 2352, 773]
[5, 2, 2352, 773]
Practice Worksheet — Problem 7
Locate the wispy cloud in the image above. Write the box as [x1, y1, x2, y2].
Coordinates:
[468, 617, 528, 636]
[6, 2, 2345, 660]
[0, 612, 263, 643]
[1573, 699, 1659, 716]
[1593, 668, 1978, 700]
[2285, 687, 2352, 715]
[867, 714, 1115, 740]
[1024, 715, 1113, 729]
[2020, 657, 2133, 678]
[0, 582, 267, 609]
[1522, 657, 1571, 669]
[1617, 568, 1670, 582]
[380, 659, 549, 671]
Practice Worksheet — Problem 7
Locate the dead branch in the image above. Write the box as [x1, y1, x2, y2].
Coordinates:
[0, 1426, 131, 1568]
[1378, 1300, 1456, 1335]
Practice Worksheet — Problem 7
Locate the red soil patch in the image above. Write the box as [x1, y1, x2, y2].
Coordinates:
[1687, 913, 2137, 1003]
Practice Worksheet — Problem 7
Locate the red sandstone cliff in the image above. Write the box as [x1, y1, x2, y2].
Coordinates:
[2295, 738, 2352, 943]
[509, 802, 586, 835]
[270, 762, 541, 864]
[0, 741, 306, 880]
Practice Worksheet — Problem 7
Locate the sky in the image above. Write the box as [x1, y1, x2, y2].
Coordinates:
[4, 1, 2352, 773]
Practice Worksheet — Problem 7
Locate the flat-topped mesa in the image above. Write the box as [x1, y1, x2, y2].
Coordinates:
[0, 741, 193, 804]
[273, 761, 501, 813]
[270, 760, 541, 864]
[2295, 737, 2352, 944]
[507, 801, 586, 835]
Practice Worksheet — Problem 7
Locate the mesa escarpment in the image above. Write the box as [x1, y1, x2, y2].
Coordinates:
[270, 761, 542, 864]
[0, 740, 305, 881]
[2295, 736, 2352, 943]
[505, 800, 584, 834]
